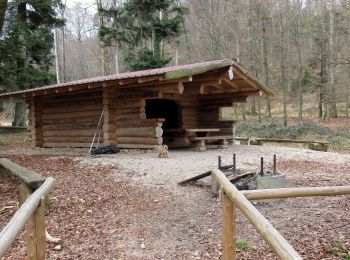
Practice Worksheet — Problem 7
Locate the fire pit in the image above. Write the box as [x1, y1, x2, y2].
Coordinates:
[211, 155, 286, 202]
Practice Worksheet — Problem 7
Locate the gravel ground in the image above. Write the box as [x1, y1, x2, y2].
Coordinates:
[1, 144, 350, 259]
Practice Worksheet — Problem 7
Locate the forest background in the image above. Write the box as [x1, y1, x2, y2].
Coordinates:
[1, 0, 350, 147]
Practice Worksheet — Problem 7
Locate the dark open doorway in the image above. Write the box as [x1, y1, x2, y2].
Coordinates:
[145, 99, 181, 129]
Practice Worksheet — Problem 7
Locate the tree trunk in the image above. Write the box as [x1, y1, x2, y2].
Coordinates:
[262, 17, 271, 117]
[286, 0, 292, 93]
[17, 2, 27, 90]
[12, 101, 26, 126]
[319, 24, 327, 122]
[295, 0, 303, 123]
[297, 55, 303, 123]
[0, 0, 7, 35]
[234, 0, 240, 62]
[280, 10, 287, 126]
[96, 0, 106, 76]
[258, 96, 262, 123]
[241, 104, 246, 121]
[54, 29, 60, 84]
[329, 3, 337, 118]
[61, 0, 67, 82]
[251, 97, 257, 115]
[346, 64, 350, 118]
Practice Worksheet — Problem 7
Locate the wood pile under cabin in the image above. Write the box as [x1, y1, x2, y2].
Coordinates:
[0, 59, 273, 149]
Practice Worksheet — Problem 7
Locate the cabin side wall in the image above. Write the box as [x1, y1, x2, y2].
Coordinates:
[28, 90, 104, 148]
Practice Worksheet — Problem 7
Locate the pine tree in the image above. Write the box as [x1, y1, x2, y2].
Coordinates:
[98, 0, 187, 71]
[0, 0, 7, 34]
[0, 0, 63, 92]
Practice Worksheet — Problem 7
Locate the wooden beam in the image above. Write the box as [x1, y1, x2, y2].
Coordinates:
[120, 76, 196, 89]
[0, 178, 55, 258]
[241, 185, 350, 200]
[231, 65, 274, 96]
[222, 78, 240, 90]
[211, 169, 302, 260]
[118, 78, 139, 86]
[138, 76, 164, 84]
[0, 159, 44, 190]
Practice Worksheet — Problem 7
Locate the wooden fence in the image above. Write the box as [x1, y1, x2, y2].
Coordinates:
[0, 177, 55, 259]
[211, 169, 350, 260]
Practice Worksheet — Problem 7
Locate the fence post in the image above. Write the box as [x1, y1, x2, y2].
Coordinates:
[27, 197, 46, 260]
[222, 189, 236, 260]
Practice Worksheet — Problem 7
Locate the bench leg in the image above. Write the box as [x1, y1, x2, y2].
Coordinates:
[195, 140, 207, 152]
[240, 140, 248, 145]
[249, 139, 262, 145]
[309, 143, 328, 152]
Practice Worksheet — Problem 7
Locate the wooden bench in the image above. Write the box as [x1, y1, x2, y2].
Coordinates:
[189, 135, 234, 152]
[234, 137, 249, 144]
[248, 138, 329, 152]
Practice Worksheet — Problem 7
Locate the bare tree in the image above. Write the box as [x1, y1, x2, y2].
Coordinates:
[293, 0, 304, 123]
[262, 16, 271, 117]
[278, 1, 288, 126]
[329, 0, 338, 117]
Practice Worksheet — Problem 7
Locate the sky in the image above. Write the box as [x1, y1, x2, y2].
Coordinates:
[66, 0, 96, 9]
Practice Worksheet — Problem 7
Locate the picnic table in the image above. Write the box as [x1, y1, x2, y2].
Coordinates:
[163, 128, 234, 151]
[185, 128, 233, 151]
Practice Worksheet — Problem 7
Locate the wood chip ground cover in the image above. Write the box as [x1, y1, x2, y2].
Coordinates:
[0, 144, 349, 259]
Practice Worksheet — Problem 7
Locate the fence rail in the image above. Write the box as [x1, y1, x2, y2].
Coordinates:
[212, 169, 350, 259]
[212, 169, 302, 260]
[241, 185, 350, 200]
[0, 177, 55, 259]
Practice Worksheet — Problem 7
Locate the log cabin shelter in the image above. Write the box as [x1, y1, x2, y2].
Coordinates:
[0, 59, 273, 150]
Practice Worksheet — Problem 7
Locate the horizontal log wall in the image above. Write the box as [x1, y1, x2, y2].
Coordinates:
[115, 89, 163, 147]
[28, 97, 43, 147]
[198, 97, 235, 135]
[178, 95, 199, 129]
[38, 90, 104, 148]
[26, 84, 248, 148]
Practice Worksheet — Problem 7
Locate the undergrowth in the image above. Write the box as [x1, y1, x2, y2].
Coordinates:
[236, 239, 251, 251]
[0, 133, 30, 147]
[328, 241, 350, 258]
[235, 121, 350, 148]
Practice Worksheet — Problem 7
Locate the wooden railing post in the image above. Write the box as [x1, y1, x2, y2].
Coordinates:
[27, 197, 46, 260]
[222, 189, 236, 260]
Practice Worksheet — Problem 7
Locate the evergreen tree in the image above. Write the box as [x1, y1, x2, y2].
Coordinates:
[0, 0, 63, 92]
[98, 0, 187, 71]
[0, 0, 7, 34]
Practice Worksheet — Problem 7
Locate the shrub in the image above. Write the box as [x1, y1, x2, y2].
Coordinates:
[236, 239, 251, 251]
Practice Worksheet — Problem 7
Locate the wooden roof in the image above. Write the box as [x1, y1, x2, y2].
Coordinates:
[0, 59, 274, 99]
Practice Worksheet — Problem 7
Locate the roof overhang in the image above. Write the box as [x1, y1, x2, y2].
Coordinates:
[0, 59, 274, 99]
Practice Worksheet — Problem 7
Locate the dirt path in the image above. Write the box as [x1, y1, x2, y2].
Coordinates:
[1, 144, 350, 259]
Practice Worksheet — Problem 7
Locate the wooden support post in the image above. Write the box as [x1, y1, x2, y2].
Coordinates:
[26, 197, 46, 260]
[222, 190, 236, 260]
[212, 169, 302, 259]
